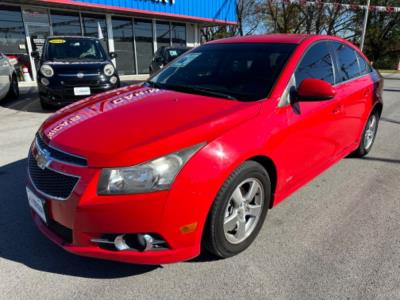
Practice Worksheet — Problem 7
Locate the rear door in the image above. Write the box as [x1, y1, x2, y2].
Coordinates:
[329, 42, 372, 151]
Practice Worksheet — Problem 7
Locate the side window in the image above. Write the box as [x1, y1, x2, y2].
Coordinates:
[356, 52, 371, 75]
[333, 42, 360, 82]
[295, 42, 334, 87]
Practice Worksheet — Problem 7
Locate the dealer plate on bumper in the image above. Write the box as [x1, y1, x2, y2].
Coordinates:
[27, 187, 47, 223]
[74, 87, 91, 96]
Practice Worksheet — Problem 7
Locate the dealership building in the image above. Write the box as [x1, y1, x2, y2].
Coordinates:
[0, 0, 236, 81]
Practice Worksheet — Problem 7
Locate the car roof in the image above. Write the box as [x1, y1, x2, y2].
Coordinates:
[161, 46, 191, 50]
[47, 36, 100, 40]
[207, 34, 346, 45]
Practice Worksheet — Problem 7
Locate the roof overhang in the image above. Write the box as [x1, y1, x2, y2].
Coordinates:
[38, 0, 238, 26]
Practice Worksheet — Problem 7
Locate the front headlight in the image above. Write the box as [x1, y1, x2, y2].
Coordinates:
[98, 143, 205, 195]
[104, 64, 115, 76]
[40, 65, 54, 77]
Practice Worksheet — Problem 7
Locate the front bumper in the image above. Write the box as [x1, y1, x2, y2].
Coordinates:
[38, 81, 118, 106]
[26, 157, 202, 265]
[32, 213, 199, 265]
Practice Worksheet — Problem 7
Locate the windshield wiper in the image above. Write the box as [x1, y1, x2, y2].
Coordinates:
[144, 81, 164, 89]
[156, 84, 237, 100]
[188, 86, 237, 100]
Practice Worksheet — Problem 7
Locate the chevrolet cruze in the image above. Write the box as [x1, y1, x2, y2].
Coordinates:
[26, 34, 383, 264]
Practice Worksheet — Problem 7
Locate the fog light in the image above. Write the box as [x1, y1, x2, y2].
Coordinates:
[41, 77, 49, 86]
[114, 234, 130, 251]
[110, 76, 118, 84]
[92, 233, 169, 251]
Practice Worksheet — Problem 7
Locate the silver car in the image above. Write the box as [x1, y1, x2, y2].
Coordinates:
[0, 52, 19, 102]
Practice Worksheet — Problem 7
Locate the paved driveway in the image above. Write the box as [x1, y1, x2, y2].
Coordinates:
[0, 79, 399, 299]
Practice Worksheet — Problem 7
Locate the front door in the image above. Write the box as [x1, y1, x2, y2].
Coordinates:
[278, 41, 343, 191]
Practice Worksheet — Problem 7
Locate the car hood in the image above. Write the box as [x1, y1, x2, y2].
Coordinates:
[40, 85, 261, 167]
[44, 60, 109, 75]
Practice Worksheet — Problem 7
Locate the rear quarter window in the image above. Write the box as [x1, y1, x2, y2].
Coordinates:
[333, 42, 361, 82]
[356, 52, 372, 75]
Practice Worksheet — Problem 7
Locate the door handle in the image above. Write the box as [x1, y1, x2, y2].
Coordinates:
[332, 104, 343, 115]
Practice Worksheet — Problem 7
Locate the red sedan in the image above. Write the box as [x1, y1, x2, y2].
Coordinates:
[27, 34, 383, 264]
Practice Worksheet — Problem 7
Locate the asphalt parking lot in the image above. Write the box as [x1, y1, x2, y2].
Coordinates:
[0, 77, 399, 299]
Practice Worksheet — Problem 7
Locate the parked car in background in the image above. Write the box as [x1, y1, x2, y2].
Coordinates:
[32, 36, 120, 109]
[0, 52, 19, 102]
[27, 34, 382, 265]
[149, 46, 191, 74]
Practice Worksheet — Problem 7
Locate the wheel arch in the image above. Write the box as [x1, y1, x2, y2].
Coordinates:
[373, 102, 383, 117]
[247, 155, 277, 208]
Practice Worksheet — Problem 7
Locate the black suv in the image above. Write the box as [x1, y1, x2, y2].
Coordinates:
[149, 46, 191, 75]
[32, 36, 120, 109]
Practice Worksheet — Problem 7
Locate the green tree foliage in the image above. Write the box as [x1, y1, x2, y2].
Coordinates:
[359, 1, 400, 68]
[201, 0, 400, 69]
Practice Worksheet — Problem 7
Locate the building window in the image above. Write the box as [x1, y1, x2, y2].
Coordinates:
[135, 19, 153, 74]
[112, 17, 136, 75]
[51, 10, 82, 36]
[82, 13, 108, 49]
[156, 21, 171, 48]
[0, 5, 27, 55]
[171, 23, 186, 46]
[0, 5, 29, 81]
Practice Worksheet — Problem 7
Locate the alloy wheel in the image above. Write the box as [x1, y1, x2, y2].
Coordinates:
[223, 178, 264, 244]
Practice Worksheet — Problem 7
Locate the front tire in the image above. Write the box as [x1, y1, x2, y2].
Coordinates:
[352, 110, 380, 157]
[203, 161, 271, 258]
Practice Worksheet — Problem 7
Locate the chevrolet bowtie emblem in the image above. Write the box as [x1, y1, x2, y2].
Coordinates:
[34, 144, 52, 170]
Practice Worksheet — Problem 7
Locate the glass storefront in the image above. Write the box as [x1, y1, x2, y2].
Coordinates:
[51, 10, 82, 36]
[0, 4, 191, 79]
[112, 17, 135, 75]
[0, 5, 29, 81]
[82, 13, 108, 49]
[171, 23, 186, 46]
[156, 21, 171, 49]
[135, 19, 154, 74]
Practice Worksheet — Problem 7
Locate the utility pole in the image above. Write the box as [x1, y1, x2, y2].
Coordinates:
[360, 0, 371, 51]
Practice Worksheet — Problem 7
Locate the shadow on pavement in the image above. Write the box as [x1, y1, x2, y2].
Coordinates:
[1, 81, 141, 114]
[0, 158, 158, 278]
[362, 156, 400, 164]
[383, 88, 400, 93]
[0, 86, 53, 114]
[381, 117, 400, 125]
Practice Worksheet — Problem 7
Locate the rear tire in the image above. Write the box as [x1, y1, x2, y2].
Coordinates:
[352, 110, 380, 157]
[6, 74, 19, 100]
[203, 161, 271, 258]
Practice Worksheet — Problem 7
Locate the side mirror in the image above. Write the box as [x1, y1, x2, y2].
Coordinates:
[31, 51, 40, 59]
[109, 52, 117, 59]
[296, 78, 336, 102]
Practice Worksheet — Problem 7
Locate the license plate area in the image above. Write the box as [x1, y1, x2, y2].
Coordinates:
[74, 87, 91, 96]
[27, 187, 47, 223]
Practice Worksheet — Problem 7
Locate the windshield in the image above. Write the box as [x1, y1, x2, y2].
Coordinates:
[45, 38, 106, 61]
[149, 43, 296, 101]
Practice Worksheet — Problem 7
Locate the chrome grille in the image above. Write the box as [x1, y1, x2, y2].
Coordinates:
[28, 151, 79, 200]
